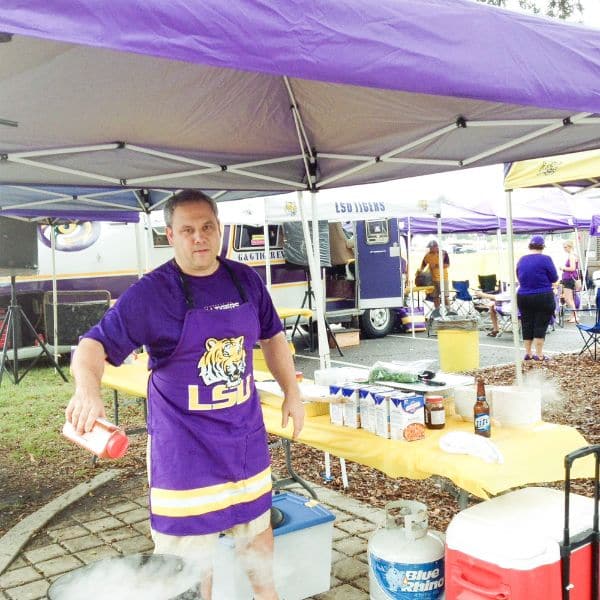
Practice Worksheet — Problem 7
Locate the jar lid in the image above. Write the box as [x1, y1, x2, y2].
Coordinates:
[106, 431, 129, 459]
[425, 395, 444, 403]
[425, 396, 444, 404]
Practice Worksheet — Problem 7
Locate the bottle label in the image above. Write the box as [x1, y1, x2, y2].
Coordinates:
[430, 410, 445, 425]
[475, 414, 490, 432]
[369, 554, 445, 599]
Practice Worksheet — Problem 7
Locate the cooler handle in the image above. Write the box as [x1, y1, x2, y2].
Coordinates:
[562, 445, 600, 600]
[451, 570, 510, 599]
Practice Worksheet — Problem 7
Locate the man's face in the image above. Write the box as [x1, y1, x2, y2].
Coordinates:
[166, 201, 221, 276]
[428, 244, 438, 254]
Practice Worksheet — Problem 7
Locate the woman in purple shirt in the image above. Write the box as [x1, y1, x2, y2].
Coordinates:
[516, 235, 559, 362]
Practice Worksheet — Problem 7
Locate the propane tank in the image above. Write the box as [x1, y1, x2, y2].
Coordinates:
[368, 500, 445, 599]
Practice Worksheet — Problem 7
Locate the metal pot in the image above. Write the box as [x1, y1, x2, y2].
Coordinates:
[47, 553, 202, 600]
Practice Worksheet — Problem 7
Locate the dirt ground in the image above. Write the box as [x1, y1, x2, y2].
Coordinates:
[1, 353, 599, 538]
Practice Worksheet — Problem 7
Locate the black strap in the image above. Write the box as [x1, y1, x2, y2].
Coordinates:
[173, 258, 247, 309]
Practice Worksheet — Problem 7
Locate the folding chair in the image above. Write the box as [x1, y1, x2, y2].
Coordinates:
[494, 297, 519, 338]
[577, 288, 600, 359]
[478, 274, 500, 294]
[450, 280, 479, 318]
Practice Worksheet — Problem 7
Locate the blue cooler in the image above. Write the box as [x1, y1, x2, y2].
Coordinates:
[212, 491, 336, 599]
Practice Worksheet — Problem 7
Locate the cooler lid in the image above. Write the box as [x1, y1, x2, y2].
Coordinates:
[271, 492, 335, 537]
[446, 487, 595, 569]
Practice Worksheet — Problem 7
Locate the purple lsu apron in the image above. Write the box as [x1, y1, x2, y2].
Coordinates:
[147, 260, 272, 535]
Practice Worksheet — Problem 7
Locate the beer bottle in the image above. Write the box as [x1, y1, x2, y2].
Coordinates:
[474, 377, 491, 437]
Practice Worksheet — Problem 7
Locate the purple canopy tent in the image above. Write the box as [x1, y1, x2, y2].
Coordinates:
[1, 0, 600, 370]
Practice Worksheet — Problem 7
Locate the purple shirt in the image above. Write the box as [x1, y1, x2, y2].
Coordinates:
[562, 256, 579, 281]
[516, 253, 558, 296]
[85, 258, 283, 369]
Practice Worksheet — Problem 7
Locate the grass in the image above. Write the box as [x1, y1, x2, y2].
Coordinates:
[0, 364, 133, 462]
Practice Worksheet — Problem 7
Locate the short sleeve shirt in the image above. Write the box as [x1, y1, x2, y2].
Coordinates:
[84, 258, 283, 370]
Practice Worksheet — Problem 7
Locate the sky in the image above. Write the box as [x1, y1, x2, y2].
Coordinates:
[569, 0, 600, 27]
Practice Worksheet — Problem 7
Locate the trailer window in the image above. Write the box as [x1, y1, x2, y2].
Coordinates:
[152, 228, 170, 248]
[233, 225, 283, 251]
[364, 219, 389, 245]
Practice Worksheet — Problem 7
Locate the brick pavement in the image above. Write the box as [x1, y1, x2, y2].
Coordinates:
[1, 478, 382, 599]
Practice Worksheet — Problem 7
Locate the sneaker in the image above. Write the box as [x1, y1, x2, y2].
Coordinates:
[532, 355, 550, 362]
[523, 354, 533, 361]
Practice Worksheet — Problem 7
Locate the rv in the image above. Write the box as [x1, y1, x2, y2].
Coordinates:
[1, 213, 409, 343]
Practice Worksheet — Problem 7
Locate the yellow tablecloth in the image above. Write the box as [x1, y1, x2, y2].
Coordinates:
[102, 356, 150, 396]
[100, 359, 594, 500]
[276, 307, 313, 321]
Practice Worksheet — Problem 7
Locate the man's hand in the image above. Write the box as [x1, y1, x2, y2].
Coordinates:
[67, 338, 108, 434]
[281, 394, 305, 440]
[66, 390, 106, 435]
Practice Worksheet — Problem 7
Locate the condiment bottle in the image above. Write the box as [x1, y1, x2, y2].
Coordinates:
[62, 417, 129, 459]
[474, 377, 491, 437]
[424, 395, 445, 429]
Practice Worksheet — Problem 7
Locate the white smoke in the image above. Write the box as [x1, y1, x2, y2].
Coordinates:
[521, 369, 563, 411]
[49, 554, 204, 600]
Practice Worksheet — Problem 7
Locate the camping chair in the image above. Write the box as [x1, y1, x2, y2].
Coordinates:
[478, 274, 500, 294]
[449, 280, 479, 318]
[577, 288, 600, 359]
[494, 296, 519, 338]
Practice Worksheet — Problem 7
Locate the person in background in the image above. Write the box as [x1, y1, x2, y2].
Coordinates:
[416, 240, 450, 309]
[67, 190, 304, 600]
[560, 240, 580, 324]
[516, 235, 559, 362]
[472, 290, 501, 337]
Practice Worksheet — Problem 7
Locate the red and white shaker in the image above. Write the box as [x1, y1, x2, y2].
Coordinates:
[62, 417, 129, 459]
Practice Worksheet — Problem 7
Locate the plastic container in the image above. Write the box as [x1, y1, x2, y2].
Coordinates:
[212, 491, 336, 599]
[491, 385, 542, 427]
[453, 385, 475, 421]
[62, 417, 129, 459]
[434, 317, 479, 372]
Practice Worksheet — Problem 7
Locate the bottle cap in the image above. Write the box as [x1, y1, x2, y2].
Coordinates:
[106, 431, 129, 459]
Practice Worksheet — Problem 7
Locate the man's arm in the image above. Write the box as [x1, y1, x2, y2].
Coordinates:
[66, 338, 108, 434]
[259, 332, 304, 439]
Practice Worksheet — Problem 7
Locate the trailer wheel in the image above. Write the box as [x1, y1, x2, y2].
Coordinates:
[360, 308, 394, 338]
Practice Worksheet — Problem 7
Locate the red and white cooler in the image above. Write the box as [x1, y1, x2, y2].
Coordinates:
[445, 487, 596, 599]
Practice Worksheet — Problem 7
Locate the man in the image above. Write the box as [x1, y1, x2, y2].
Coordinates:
[66, 190, 304, 600]
[416, 240, 450, 309]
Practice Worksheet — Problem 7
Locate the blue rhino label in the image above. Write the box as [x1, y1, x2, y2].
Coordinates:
[370, 555, 444, 599]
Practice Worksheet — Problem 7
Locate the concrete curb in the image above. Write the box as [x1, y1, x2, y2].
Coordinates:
[0, 468, 120, 575]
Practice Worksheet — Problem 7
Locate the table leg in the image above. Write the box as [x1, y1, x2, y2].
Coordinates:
[433, 476, 470, 509]
[270, 438, 318, 499]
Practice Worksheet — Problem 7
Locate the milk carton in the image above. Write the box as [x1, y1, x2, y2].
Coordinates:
[360, 385, 394, 433]
[389, 393, 425, 441]
[341, 382, 362, 428]
[358, 386, 374, 433]
[372, 391, 390, 439]
[328, 384, 345, 426]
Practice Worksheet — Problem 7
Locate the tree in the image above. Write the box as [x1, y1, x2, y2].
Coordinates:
[477, 0, 584, 20]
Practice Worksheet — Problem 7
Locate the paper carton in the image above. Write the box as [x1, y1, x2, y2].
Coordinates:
[389, 393, 425, 441]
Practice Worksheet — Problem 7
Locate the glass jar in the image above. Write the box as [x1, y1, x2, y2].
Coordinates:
[424, 395, 446, 430]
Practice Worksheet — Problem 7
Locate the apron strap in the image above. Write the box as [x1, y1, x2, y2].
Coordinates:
[173, 258, 247, 309]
